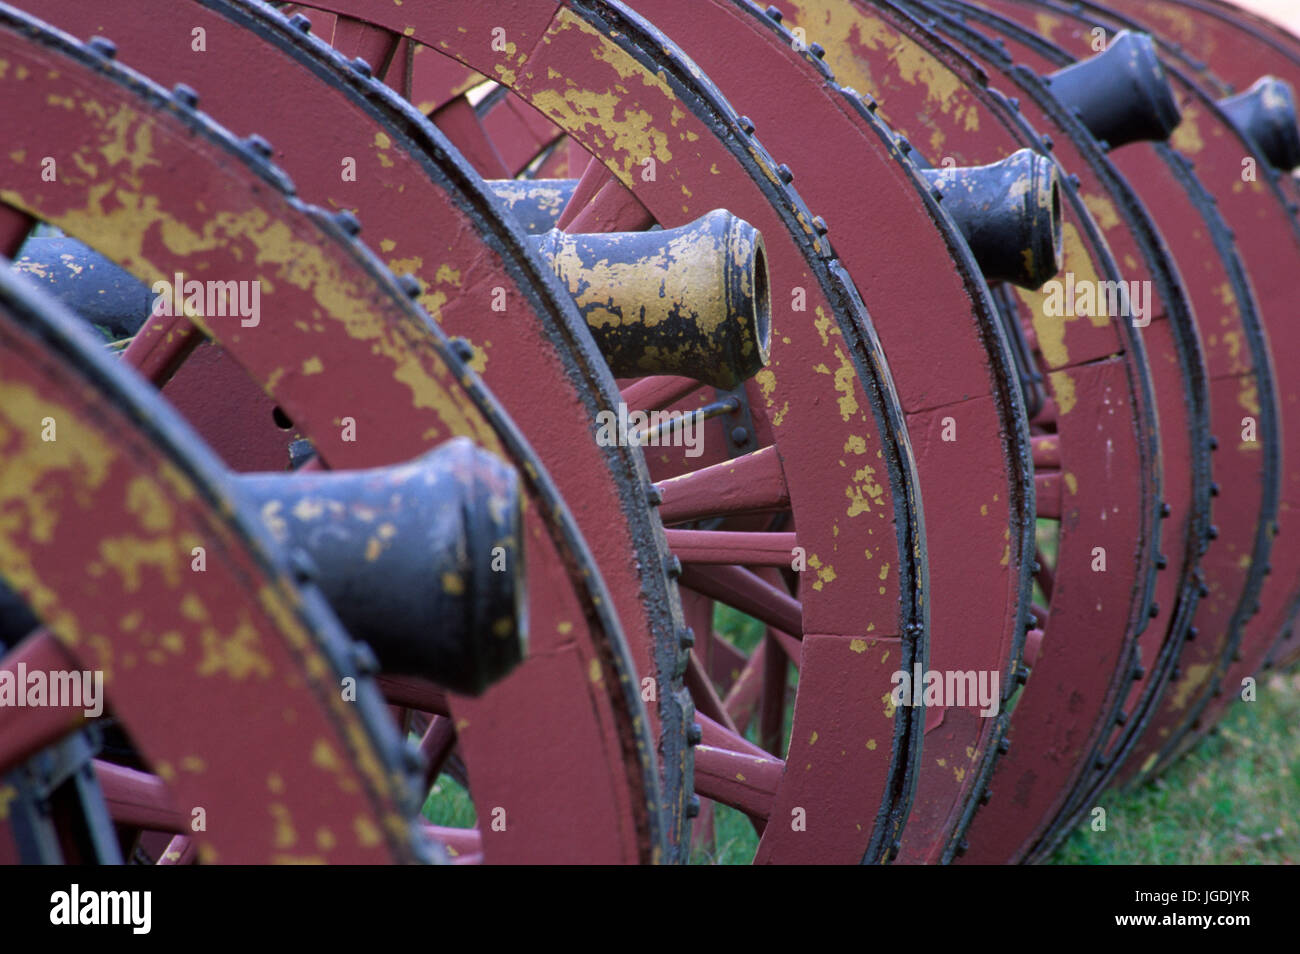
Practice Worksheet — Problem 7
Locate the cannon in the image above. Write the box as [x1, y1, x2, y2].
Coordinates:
[2, 0, 1299, 868]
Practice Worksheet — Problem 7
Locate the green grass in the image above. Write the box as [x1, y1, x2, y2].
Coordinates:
[419, 762, 476, 828]
[696, 602, 1300, 865]
[420, 592, 1300, 864]
[1047, 669, 1300, 864]
[690, 605, 793, 864]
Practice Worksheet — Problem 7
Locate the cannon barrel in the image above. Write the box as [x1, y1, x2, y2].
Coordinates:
[487, 178, 579, 234]
[1045, 30, 1182, 149]
[237, 437, 526, 696]
[530, 208, 771, 389]
[1219, 76, 1300, 172]
[13, 236, 151, 339]
[921, 148, 1063, 290]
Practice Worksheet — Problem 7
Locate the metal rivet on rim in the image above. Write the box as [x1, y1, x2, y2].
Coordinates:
[396, 274, 422, 299]
[449, 337, 475, 362]
[172, 83, 200, 109]
[333, 209, 362, 236]
[87, 36, 118, 59]
[350, 641, 380, 676]
[289, 548, 317, 584]
[245, 135, 274, 160]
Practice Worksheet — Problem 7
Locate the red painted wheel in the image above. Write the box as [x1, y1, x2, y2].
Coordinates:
[419, 0, 1043, 865]
[885, 0, 1224, 860]
[1101, 0, 1300, 91]
[0, 256, 430, 865]
[937, 0, 1287, 838]
[286, 0, 934, 863]
[952, 0, 1300, 784]
[614, 0, 1042, 865]
[777, 0, 1198, 862]
[0, 4, 666, 863]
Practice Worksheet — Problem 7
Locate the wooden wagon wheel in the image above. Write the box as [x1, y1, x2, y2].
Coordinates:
[358, 0, 1047, 863]
[772, 0, 1208, 862]
[1003, 2, 1300, 681]
[977, 0, 1300, 767]
[1101, 0, 1300, 92]
[0, 258, 435, 864]
[920, 0, 1288, 856]
[0, 3, 666, 863]
[880, 0, 1223, 860]
[607, 0, 1048, 865]
[285, 0, 935, 864]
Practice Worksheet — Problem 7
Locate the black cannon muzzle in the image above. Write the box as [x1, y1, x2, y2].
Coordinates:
[1046, 30, 1182, 148]
[238, 437, 526, 696]
[530, 209, 771, 389]
[922, 148, 1063, 290]
[1219, 76, 1300, 172]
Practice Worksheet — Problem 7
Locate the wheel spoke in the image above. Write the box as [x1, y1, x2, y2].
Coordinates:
[418, 715, 458, 791]
[157, 835, 196, 865]
[1032, 433, 1060, 470]
[680, 564, 802, 638]
[119, 312, 202, 387]
[95, 761, 185, 834]
[377, 675, 451, 716]
[1035, 472, 1062, 520]
[0, 631, 89, 774]
[430, 96, 511, 177]
[657, 445, 789, 524]
[667, 530, 797, 566]
[684, 650, 742, 738]
[693, 744, 782, 822]
[0, 205, 33, 257]
[422, 823, 481, 860]
[555, 156, 616, 231]
[618, 375, 701, 413]
[564, 176, 654, 233]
